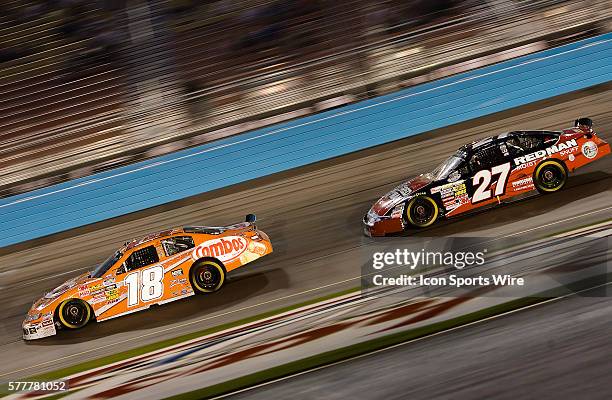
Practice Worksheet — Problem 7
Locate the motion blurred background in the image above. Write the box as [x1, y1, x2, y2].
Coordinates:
[0, 0, 609, 197]
[1, 2, 612, 394]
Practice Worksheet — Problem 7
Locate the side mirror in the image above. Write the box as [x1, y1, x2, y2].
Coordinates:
[245, 214, 257, 223]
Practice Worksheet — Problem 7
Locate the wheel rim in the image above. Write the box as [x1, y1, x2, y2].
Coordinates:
[408, 197, 437, 226]
[538, 165, 564, 190]
[194, 263, 223, 291]
[60, 300, 89, 328]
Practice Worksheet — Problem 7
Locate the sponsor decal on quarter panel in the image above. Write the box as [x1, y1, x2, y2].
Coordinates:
[513, 139, 577, 165]
[191, 236, 248, 261]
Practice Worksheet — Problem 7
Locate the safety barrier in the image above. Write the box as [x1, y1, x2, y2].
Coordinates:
[1, 33, 610, 247]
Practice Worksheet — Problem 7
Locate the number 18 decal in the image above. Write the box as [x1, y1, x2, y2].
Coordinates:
[472, 162, 511, 203]
[125, 265, 164, 307]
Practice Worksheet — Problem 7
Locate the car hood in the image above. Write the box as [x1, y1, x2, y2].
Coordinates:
[31, 272, 93, 311]
[371, 174, 433, 216]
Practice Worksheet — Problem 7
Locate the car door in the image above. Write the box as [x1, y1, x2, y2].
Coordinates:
[160, 235, 196, 299]
[92, 244, 163, 320]
[121, 243, 166, 310]
[436, 159, 472, 216]
[498, 134, 535, 196]
[467, 142, 512, 206]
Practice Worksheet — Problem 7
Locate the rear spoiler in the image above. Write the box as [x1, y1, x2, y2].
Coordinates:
[245, 213, 257, 225]
[571, 117, 595, 138]
[224, 214, 257, 231]
[183, 214, 257, 235]
[574, 117, 593, 129]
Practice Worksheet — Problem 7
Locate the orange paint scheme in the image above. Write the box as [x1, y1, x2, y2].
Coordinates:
[22, 216, 272, 340]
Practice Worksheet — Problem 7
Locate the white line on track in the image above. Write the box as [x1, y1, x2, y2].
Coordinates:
[0, 276, 361, 379]
[211, 281, 612, 400]
[1, 38, 609, 209]
[2, 205, 611, 379]
[480, 205, 612, 243]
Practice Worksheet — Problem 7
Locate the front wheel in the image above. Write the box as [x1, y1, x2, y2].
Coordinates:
[533, 160, 567, 194]
[190, 259, 226, 294]
[405, 195, 439, 228]
[56, 299, 91, 329]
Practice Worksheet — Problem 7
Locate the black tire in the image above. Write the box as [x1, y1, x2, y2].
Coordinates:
[189, 259, 226, 294]
[56, 298, 91, 329]
[404, 195, 440, 228]
[533, 160, 567, 194]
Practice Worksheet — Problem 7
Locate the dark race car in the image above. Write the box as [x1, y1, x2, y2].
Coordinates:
[363, 118, 610, 236]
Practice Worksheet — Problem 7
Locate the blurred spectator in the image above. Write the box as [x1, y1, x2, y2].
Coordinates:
[21, 2, 47, 21]
[90, 21, 123, 60]
[59, 1, 89, 38]
[170, 0, 196, 17]
[413, 0, 464, 24]
[0, 47, 29, 63]
[237, 23, 284, 50]
[101, 0, 125, 12]
[366, 2, 392, 31]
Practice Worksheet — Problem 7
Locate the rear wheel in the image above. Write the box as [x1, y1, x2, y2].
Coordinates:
[405, 196, 439, 228]
[190, 259, 226, 293]
[57, 299, 91, 329]
[534, 160, 567, 194]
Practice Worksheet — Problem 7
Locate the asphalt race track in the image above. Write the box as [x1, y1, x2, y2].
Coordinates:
[228, 285, 612, 400]
[0, 84, 611, 382]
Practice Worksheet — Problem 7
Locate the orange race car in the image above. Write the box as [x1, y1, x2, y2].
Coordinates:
[22, 214, 272, 340]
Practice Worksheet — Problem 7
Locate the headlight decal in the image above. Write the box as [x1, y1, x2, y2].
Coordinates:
[25, 313, 41, 322]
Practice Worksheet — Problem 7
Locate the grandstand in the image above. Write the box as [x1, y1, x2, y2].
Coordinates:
[0, 0, 609, 197]
[0, 0, 127, 190]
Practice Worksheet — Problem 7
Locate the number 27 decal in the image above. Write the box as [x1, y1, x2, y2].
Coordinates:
[472, 162, 511, 203]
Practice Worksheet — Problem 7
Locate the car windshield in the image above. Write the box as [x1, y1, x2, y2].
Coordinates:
[92, 250, 123, 278]
[430, 155, 464, 180]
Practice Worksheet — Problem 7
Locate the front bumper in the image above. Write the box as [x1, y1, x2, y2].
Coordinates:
[362, 213, 404, 237]
[22, 318, 57, 340]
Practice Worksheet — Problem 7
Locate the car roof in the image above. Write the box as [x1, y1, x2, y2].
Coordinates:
[123, 228, 185, 251]
[505, 130, 561, 137]
[457, 135, 496, 156]
[460, 130, 562, 156]
[122, 223, 247, 251]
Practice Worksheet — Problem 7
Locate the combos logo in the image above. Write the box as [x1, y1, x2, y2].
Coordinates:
[513, 139, 577, 165]
[191, 236, 248, 262]
[581, 141, 598, 159]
